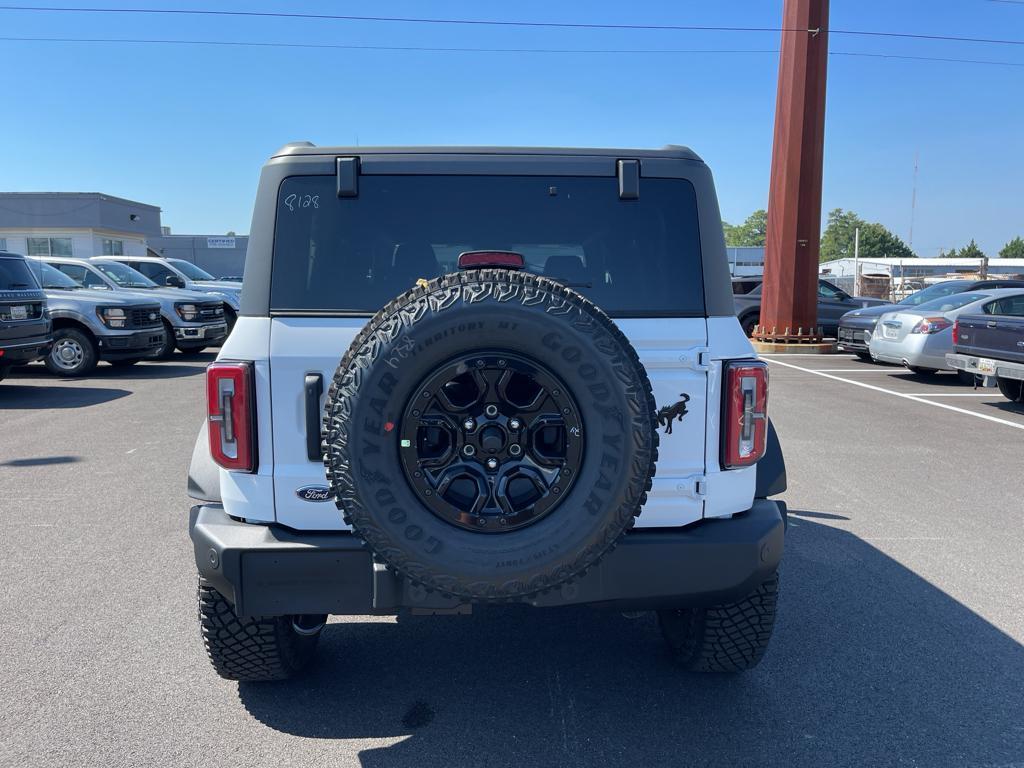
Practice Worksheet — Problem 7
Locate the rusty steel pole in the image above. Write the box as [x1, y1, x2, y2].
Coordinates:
[754, 0, 830, 343]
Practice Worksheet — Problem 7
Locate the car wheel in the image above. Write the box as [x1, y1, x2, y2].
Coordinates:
[323, 268, 658, 602]
[44, 327, 98, 377]
[740, 314, 758, 338]
[197, 577, 324, 681]
[658, 572, 780, 672]
[996, 376, 1024, 403]
[154, 320, 176, 359]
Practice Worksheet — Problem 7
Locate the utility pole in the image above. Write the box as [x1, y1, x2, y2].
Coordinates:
[853, 226, 860, 296]
[754, 0, 831, 348]
[909, 150, 919, 252]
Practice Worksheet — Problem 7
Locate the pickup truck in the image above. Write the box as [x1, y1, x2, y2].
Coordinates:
[733, 277, 887, 338]
[0, 251, 52, 381]
[946, 293, 1024, 403]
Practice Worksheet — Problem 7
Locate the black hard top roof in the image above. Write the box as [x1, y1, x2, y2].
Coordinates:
[271, 142, 703, 163]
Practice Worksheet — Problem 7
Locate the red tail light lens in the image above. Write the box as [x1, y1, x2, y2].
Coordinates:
[723, 361, 769, 469]
[952, 319, 959, 345]
[457, 250, 525, 270]
[207, 361, 256, 472]
[911, 316, 952, 335]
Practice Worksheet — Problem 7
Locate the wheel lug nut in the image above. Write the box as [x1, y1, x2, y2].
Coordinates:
[463, 418, 475, 431]
[509, 419, 520, 430]
[553, 486, 561, 494]
[485, 405, 498, 418]
[477, 517, 487, 526]
[498, 359, 507, 367]
[463, 445, 475, 456]
[486, 458, 498, 470]
[509, 444, 522, 456]
[499, 518, 507, 526]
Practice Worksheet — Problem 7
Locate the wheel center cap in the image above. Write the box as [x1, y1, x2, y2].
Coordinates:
[479, 425, 505, 454]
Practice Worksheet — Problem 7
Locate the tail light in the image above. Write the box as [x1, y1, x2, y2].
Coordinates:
[207, 361, 256, 471]
[911, 317, 951, 335]
[722, 361, 768, 469]
[952, 319, 959, 345]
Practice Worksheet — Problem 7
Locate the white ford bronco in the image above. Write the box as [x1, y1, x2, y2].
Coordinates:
[188, 144, 787, 681]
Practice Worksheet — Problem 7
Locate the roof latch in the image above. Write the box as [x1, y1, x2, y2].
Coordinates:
[617, 159, 640, 200]
[336, 157, 359, 198]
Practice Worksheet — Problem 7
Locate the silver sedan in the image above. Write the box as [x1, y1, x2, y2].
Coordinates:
[868, 288, 1024, 374]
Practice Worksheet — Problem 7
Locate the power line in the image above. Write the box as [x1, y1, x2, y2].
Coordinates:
[1, 35, 1023, 67]
[1, 5, 1024, 47]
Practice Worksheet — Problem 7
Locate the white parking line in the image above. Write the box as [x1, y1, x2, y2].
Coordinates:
[766, 358, 1024, 431]
[904, 393, 994, 397]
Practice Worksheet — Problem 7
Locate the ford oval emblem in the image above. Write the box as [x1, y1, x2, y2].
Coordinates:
[296, 485, 332, 502]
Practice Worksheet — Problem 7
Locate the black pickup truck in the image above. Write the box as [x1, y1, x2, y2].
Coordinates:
[1, 251, 52, 382]
[946, 293, 1024, 404]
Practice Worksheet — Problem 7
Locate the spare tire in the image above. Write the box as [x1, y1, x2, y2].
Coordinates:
[323, 269, 658, 601]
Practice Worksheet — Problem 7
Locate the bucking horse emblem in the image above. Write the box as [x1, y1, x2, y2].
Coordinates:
[656, 393, 690, 435]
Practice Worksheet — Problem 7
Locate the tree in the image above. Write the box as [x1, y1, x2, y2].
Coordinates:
[225, 230, 237, 236]
[724, 210, 768, 246]
[954, 239, 985, 260]
[819, 209, 914, 262]
[999, 236, 1024, 259]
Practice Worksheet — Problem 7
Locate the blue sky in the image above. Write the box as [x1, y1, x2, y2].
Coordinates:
[0, 1, 1021, 256]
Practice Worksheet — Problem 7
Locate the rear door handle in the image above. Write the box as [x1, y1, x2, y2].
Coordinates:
[304, 373, 324, 462]
[986, 321, 998, 328]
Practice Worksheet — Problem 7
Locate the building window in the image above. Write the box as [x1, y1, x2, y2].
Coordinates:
[0, 238, 6, 251]
[26, 237, 73, 257]
[102, 238, 124, 256]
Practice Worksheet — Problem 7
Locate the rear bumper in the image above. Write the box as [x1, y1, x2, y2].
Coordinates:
[869, 334, 946, 369]
[947, 353, 1024, 382]
[190, 499, 786, 616]
[0, 334, 53, 365]
[98, 328, 165, 360]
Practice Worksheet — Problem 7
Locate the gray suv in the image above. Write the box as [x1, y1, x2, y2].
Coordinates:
[32, 262, 164, 376]
[1, 252, 52, 381]
[43, 257, 227, 357]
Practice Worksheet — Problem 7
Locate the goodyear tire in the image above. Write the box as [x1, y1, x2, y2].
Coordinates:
[323, 269, 658, 601]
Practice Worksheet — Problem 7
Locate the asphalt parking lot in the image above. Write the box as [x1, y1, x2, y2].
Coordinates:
[2, 353, 1022, 768]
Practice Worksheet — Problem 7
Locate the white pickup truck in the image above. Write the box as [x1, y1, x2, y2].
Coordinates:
[187, 144, 788, 681]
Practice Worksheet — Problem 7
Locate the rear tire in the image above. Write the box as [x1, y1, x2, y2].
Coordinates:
[996, 376, 1024, 403]
[740, 314, 758, 338]
[44, 327, 98, 377]
[197, 577, 324, 681]
[658, 572, 779, 672]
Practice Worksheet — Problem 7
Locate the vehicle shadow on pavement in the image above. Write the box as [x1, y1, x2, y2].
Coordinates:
[237, 515, 1024, 768]
[0, 383, 131, 409]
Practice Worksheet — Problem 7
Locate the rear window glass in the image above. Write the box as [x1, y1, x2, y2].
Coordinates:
[270, 175, 705, 316]
[915, 293, 987, 312]
[0, 257, 40, 291]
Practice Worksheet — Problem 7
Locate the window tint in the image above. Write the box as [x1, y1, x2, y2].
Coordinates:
[38, 262, 80, 289]
[915, 293, 988, 312]
[984, 294, 1024, 317]
[899, 280, 970, 306]
[270, 175, 705, 316]
[94, 261, 157, 288]
[0, 257, 39, 290]
[54, 263, 88, 284]
[169, 259, 215, 281]
[137, 261, 176, 284]
[818, 281, 845, 299]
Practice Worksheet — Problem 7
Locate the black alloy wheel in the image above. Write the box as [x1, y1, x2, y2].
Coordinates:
[398, 353, 583, 534]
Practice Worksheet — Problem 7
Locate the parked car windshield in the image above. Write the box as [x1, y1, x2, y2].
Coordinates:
[0, 256, 40, 290]
[271, 175, 705, 317]
[94, 261, 158, 289]
[898, 280, 971, 306]
[914, 292, 989, 313]
[168, 259, 216, 281]
[37, 262, 83, 290]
